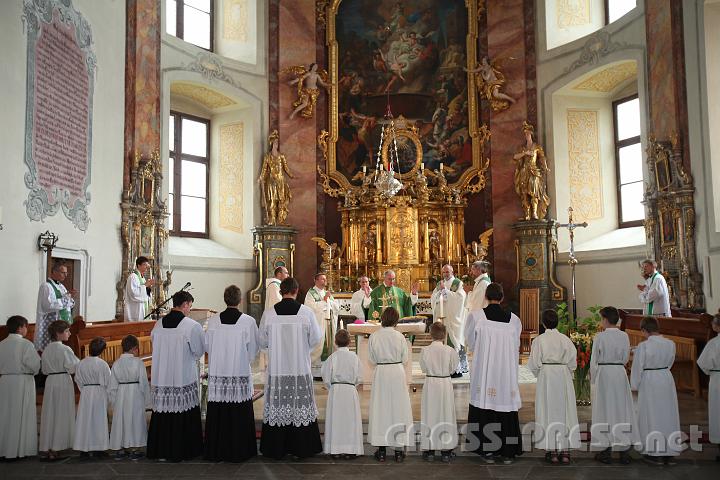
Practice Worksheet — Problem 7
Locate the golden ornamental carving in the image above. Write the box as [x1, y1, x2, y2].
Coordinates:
[468, 56, 517, 112]
[573, 61, 637, 93]
[282, 64, 330, 120]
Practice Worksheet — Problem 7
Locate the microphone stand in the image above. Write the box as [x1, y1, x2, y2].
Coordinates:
[144, 284, 190, 320]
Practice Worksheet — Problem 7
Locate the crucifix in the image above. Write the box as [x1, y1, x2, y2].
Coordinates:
[554, 207, 588, 327]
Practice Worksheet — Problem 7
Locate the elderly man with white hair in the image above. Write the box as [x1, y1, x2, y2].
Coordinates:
[367, 270, 419, 320]
[431, 264, 467, 375]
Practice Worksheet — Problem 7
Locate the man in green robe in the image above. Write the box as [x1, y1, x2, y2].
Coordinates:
[367, 270, 419, 320]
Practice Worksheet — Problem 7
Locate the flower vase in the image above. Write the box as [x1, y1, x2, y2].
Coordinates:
[573, 367, 591, 406]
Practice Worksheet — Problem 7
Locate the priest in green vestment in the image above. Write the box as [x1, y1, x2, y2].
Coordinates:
[367, 270, 420, 320]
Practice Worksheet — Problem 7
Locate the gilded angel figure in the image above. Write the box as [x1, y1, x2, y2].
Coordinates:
[513, 122, 550, 221]
[258, 130, 294, 225]
[466, 56, 516, 112]
[282, 63, 330, 120]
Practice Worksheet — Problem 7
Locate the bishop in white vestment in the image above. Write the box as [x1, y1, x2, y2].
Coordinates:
[74, 354, 112, 452]
[147, 292, 205, 462]
[0, 317, 41, 459]
[304, 273, 339, 371]
[637, 260, 671, 317]
[431, 264, 466, 372]
[204, 286, 259, 462]
[528, 326, 581, 453]
[39, 336, 80, 455]
[108, 350, 151, 451]
[420, 326, 460, 454]
[464, 284, 522, 461]
[35, 262, 75, 351]
[259, 277, 323, 459]
[590, 308, 640, 457]
[349, 276, 372, 322]
[631, 331, 682, 458]
[697, 318, 720, 449]
[321, 341, 363, 455]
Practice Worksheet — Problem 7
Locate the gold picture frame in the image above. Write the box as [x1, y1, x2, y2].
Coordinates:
[319, 0, 488, 192]
[381, 121, 423, 180]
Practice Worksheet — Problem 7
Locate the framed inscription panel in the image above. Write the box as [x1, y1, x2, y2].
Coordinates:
[22, 0, 96, 230]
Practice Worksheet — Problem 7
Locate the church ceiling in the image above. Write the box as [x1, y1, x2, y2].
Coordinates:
[572, 61, 637, 93]
[170, 82, 237, 109]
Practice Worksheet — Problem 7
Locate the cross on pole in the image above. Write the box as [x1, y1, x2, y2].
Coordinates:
[555, 207, 588, 327]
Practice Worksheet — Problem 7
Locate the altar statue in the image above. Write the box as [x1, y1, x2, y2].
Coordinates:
[467, 56, 516, 112]
[367, 270, 419, 320]
[513, 122, 550, 221]
[258, 130, 293, 225]
[283, 63, 330, 120]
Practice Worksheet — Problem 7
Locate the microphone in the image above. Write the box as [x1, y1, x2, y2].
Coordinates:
[183, 282, 191, 290]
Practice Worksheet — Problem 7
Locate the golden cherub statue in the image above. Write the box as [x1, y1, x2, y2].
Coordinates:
[282, 63, 330, 120]
[467, 56, 516, 112]
[513, 122, 550, 220]
[258, 130, 294, 225]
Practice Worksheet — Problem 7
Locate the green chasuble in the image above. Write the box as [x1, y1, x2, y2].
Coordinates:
[368, 284, 415, 320]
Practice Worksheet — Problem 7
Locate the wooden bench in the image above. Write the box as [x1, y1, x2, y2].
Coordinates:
[69, 317, 155, 368]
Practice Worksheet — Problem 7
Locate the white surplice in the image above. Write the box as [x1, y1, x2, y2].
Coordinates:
[40, 341, 80, 452]
[430, 276, 466, 350]
[464, 308, 521, 411]
[697, 335, 720, 443]
[74, 356, 111, 451]
[420, 341, 459, 450]
[321, 347, 363, 455]
[258, 303, 322, 426]
[265, 278, 282, 310]
[638, 272, 672, 317]
[150, 316, 205, 413]
[464, 274, 490, 313]
[0, 334, 41, 458]
[35, 280, 75, 351]
[528, 329, 581, 451]
[631, 335, 682, 456]
[367, 326, 413, 448]
[304, 287, 340, 368]
[205, 312, 259, 403]
[350, 289, 371, 321]
[589, 328, 640, 450]
[108, 353, 151, 450]
[124, 271, 149, 322]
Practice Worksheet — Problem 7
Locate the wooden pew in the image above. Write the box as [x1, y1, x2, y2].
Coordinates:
[0, 323, 36, 343]
[69, 317, 155, 368]
[619, 309, 716, 397]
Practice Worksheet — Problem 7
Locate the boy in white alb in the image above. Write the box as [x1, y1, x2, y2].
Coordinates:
[40, 320, 80, 460]
[630, 316, 682, 465]
[0, 315, 41, 459]
[528, 310, 580, 465]
[420, 322, 459, 463]
[697, 314, 720, 463]
[74, 337, 111, 454]
[108, 334, 150, 459]
[321, 329, 363, 458]
[590, 306, 639, 464]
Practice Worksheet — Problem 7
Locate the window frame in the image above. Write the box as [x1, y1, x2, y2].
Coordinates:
[169, 110, 211, 238]
[604, 0, 636, 25]
[168, 0, 214, 52]
[612, 93, 644, 229]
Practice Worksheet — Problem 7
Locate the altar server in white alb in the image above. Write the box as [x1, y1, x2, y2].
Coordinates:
[528, 310, 581, 465]
[630, 316, 682, 465]
[265, 266, 288, 310]
[259, 277, 323, 460]
[108, 334, 150, 459]
[636, 259, 671, 317]
[124, 256, 156, 322]
[39, 320, 80, 460]
[147, 291, 205, 462]
[368, 307, 413, 463]
[74, 337, 111, 454]
[420, 322, 460, 463]
[430, 264, 466, 375]
[35, 260, 76, 352]
[349, 276, 372, 322]
[696, 313, 720, 462]
[321, 329, 363, 457]
[304, 273, 340, 373]
[464, 283, 522, 464]
[204, 285, 259, 463]
[590, 306, 640, 464]
[0, 315, 41, 460]
[464, 261, 491, 313]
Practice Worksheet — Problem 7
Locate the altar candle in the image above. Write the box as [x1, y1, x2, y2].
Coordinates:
[362, 165, 367, 174]
[466, 253, 470, 269]
[338, 256, 341, 271]
[440, 163, 444, 171]
[355, 252, 359, 272]
[456, 244, 461, 260]
[439, 293, 444, 319]
[364, 246, 368, 262]
[473, 242, 478, 257]
[420, 163, 424, 171]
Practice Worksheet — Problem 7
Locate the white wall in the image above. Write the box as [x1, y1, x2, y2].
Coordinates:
[0, 0, 125, 324]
